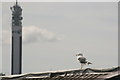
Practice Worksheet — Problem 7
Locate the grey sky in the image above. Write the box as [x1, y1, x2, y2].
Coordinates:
[0, 2, 2, 73]
[1, 2, 118, 75]
[1, 0, 119, 2]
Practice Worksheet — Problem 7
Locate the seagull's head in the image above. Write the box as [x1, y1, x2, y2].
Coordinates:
[76, 52, 83, 56]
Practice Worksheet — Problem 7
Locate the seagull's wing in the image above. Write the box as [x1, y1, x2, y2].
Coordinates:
[78, 56, 87, 63]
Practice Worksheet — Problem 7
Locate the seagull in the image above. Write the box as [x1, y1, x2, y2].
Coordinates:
[76, 52, 92, 69]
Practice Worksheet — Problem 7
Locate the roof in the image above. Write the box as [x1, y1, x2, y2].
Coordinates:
[0, 73, 5, 76]
[1, 66, 120, 80]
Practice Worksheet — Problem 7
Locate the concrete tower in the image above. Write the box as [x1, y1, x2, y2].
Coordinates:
[10, 0, 23, 75]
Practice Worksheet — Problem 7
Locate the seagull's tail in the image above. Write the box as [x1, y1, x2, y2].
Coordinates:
[87, 62, 92, 65]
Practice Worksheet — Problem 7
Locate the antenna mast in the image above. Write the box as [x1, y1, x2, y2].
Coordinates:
[16, 0, 18, 5]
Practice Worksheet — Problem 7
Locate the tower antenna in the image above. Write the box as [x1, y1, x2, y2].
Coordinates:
[16, 0, 18, 5]
[11, 0, 23, 75]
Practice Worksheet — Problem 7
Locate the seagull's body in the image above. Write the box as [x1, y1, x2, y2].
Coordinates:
[77, 54, 87, 64]
[76, 53, 92, 69]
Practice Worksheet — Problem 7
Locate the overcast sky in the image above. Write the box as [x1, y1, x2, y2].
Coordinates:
[0, 1, 118, 75]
